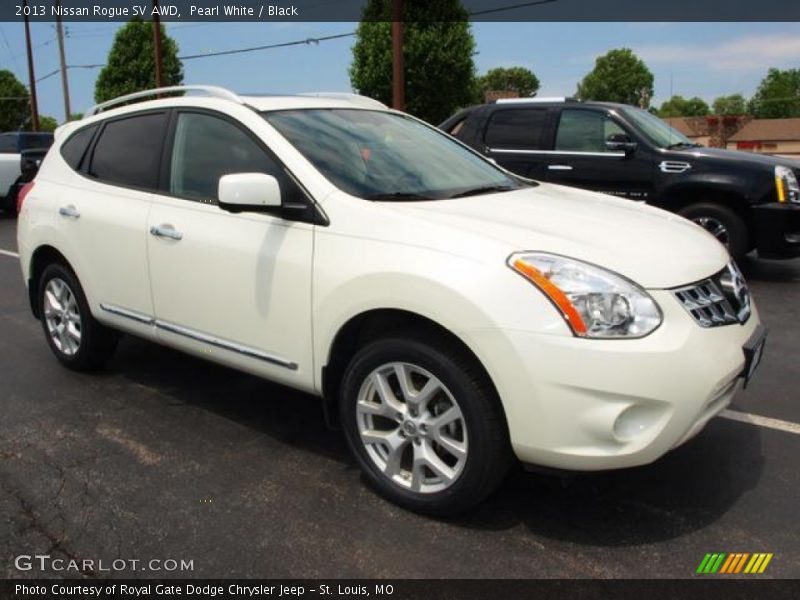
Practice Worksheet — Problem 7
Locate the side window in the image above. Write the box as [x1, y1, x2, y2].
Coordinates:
[0, 134, 17, 154]
[60, 124, 98, 170]
[88, 113, 167, 190]
[555, 109, 625, 153]
[484, 108, 549, 150]
[169, 112, 294, 204]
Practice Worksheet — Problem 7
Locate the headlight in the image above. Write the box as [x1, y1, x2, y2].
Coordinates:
[508, 252, 662, 339]
[775, 165, 800, 204]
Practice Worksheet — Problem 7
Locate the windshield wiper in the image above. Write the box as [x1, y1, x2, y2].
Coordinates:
[666, 142, 701, 150]
[365, 192, 433, 201]
[448, 185, 515, 199]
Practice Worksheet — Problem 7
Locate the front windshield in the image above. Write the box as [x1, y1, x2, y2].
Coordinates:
[263, 109, 523, 200]
[621, 107, 697, 149]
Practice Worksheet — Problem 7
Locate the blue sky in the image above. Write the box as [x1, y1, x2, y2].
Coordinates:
[1, 21, 798, 122]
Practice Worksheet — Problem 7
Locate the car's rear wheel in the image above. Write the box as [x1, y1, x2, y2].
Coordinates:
[340, 334, 511, 515]
[678, 202, 749, 260]
[38, 263, 118, 371]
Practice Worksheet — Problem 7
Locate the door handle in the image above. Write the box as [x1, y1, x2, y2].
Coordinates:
[58, 205, 80, 219]
[547, 165, 574, 171]
[149, 224, 183, 241]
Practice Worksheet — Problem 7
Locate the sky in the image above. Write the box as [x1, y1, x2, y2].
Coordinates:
[1, 20, 798, 122]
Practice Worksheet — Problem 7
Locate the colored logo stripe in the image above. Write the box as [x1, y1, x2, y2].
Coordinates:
[697, 553, 773, 574]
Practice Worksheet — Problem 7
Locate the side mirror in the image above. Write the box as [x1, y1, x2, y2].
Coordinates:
[218, 173, 281, 212]
[605, 133, 637, 154]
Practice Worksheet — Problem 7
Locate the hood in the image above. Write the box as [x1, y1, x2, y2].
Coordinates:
[388, 183, 729, 289]
[669, 146, 800, 170]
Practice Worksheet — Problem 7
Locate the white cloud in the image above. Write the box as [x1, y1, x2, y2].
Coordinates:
[635, 34, 800, 71]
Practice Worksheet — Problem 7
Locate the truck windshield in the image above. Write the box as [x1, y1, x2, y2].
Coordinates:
[263, 109, 523, 201]
[621, 107, 698, 149]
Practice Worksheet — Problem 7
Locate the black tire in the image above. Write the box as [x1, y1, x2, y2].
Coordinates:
[38, 262, 118, 371]
[678, 202, 749, 260]
[340, 333, 512, 516]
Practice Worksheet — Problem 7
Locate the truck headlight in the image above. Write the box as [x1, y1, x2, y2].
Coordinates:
[509, 252, 662, 339]
[775, 165, 800, 204]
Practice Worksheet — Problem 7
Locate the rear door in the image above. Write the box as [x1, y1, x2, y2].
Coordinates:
[545, 107, 654, 200]
[482, 107, 556, 179]
[69, 112, 167, 336]
[146, 109, 314, 389]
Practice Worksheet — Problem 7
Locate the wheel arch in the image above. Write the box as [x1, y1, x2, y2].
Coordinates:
[320, 308, 506, 432]
[27, 245, 74, 318]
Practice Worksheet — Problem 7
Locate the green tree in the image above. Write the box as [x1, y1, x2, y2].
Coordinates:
[38, 115, 58, 132]
[94, 17, 183, 103]
[657, 95, 709, 117]
[712, 94, 748, 116]
[576, 48, 654, 108]
[350, 0, 476, 124]
[748, 68, 800, 119]
[478, 67, 540, 100]
[0, 69, 30, 132]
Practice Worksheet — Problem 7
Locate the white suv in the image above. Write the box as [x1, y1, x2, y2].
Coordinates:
[17, 86, 766, 515]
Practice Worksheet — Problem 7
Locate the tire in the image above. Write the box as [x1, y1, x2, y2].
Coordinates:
[38, 262, 118, 371]
[678, 202, 749, 260]
[340, 333, 512, 516]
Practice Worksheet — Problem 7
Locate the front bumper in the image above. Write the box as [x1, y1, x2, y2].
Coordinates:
[753, 202, 800, 259]
[462, 290, 762, 471]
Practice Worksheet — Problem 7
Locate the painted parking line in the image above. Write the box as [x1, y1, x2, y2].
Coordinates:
[2, 245, 800, 437]
[720, 409, 800, 436]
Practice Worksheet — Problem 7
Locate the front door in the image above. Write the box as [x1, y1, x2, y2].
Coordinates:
[544, 108, 654, 202]
[146, 110, 314, 388]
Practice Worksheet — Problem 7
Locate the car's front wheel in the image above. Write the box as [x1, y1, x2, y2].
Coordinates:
[340, 334, 511, 515]
[38, 262, 119, 371]
[678, 202, 749, 260]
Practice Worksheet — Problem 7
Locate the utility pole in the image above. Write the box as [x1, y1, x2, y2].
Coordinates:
[54, 0, 71, 121]
[152, 0, 164, 88]
[391, 0, 405, 111]
[22, 0, 40, 131]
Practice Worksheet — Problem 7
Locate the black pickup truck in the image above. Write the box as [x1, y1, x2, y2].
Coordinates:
[441, 99, 800, 260]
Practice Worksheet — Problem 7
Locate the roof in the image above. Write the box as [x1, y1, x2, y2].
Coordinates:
[728, 118, 800, 142]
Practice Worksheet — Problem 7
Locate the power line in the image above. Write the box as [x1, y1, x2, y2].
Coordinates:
[469, 0, 559, 17]
[178, 31, 356, 61]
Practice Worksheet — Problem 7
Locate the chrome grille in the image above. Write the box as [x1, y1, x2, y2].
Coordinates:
[672, 263, 751, 328]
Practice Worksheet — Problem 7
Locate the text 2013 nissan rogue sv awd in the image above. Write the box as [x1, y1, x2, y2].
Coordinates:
[17, 86, 766, 515]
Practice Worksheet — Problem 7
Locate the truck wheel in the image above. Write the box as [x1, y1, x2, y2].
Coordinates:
[339, 333, 511, 516]
[38, 262, 119, 371]
[678, 203, 749, 260]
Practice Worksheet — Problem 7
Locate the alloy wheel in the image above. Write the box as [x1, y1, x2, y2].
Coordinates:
[692, 216, 730, 247]
[43, 277, 82, 356]
[356, 362, 468, 494]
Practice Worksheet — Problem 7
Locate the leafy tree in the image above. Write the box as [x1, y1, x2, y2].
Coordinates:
[478, 67, 540, 100]
[0, 69, 30, 132]
[69, 113, 84, 121]
[576, 48, 654, 108]
[748, 68, 800, 119]
[350, 0, 476, 124]
[94, 17, 183, 103]
[712, 94, 748, 116]
[657, 95, 709, 117]
[38, 116, 58, 132]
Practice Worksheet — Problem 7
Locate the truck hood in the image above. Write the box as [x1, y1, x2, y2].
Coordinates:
[391, 183, 729, 289]
[669, 146, 800, 170]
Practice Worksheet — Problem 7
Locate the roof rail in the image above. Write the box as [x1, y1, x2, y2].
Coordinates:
[86, 85, 243, 117]
[297, 92, 387, 109]
[494, 97, 576, 105]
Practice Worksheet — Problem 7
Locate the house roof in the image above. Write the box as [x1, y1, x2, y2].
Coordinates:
[663, 117, 695, 137]
[728, 118, 800, 142]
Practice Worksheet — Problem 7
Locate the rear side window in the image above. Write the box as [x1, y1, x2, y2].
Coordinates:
[484, 108, 549, 150]
[88, 113, 167, 190]
[60, 125, 98, 170]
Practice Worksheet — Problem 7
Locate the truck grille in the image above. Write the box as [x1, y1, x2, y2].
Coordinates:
[672, 263, 751, 328]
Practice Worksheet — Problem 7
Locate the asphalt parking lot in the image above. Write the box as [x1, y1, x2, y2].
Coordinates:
[0, 214, 799, 579]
